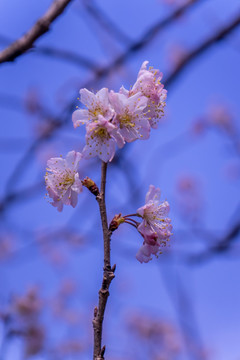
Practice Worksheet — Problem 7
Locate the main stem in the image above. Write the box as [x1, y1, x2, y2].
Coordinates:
[93, 161, 115, 360]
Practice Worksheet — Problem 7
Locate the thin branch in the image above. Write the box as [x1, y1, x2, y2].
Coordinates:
[4, 118, 62, 194]
[83, 10, 240, 91]
[188, 221, 240, 263]
[0, 0, 73, 64]
[83, 0, 203, 86]
[0, 35, 97, 69]
[0, 181, 44, 213]
[165, 13, 240, 87]
[33, 45, 97, 68]
[93, 162, 115, 359]
[0, 0, 200, 71]
[82, 0, 132, 45]
[1, 0, 201, 68]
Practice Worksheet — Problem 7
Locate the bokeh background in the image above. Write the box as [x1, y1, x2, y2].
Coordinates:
[0, 0, 240, 359]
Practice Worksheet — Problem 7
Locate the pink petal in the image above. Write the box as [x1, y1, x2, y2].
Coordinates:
[80, 88, 97, 109]
[65, 151, 82, 171]
[72, 109, 89, 128]
[145, 185, 161, 203]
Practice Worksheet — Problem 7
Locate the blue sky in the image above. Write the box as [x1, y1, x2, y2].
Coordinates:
[0, 0, 240, 359]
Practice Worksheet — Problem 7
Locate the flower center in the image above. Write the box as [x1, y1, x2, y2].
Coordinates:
[90, 105, 103, 118]
[120, 113, 135, 129]
[57, 171, 75, 190]
[94, 127, 109, 139]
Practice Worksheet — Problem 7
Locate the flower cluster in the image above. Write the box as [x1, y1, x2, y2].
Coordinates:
[45, 61, 167, 211]
[72, 61, 167, 162]
[44, 61, 172, 263]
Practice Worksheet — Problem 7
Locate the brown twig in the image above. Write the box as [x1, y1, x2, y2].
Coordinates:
[0, 34, 97, 69]
[82, 0, 131, 45]
[165, 13, 240, 87]
[0, 0, 73, 64]
[188, 221, 240, 263]
[82, 0, 203, 86]
[93, 162, 115, 359]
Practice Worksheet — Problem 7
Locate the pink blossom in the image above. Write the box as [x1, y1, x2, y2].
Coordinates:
[82, 114, 124, 162]
[137, 185, 172, 240]
[45, 151, 83, 212]
[109, 91, 150, 142]
[136, 185, 172, 262]
[72, 88, 114, 128]
[128, 61, 167, 129]
[136, 243, 160, 263]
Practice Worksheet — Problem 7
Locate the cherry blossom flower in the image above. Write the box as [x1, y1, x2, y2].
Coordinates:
[109, 91, 150, 142]
[82, 114, 124, 162]
[124, 61, 167, 129]
[136, 185, 172, 262]
[72, 88, 114, 128]
[45, 151, 83, 212]
[109, 185, 172, 263]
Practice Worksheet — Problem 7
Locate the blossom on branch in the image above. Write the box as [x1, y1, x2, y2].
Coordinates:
[122, 61, 167, 129]
[71, 61, 167, 162]
[45, 151, 83, 211]
[136, 185, 172, 263]
[83, 115, 125, 162]
[72, 88, 114, 128]
[109, 91, 150, 142]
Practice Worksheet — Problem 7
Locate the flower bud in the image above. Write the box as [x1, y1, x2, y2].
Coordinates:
[109, 214, 125, 232]
[81, 177, 99, 196]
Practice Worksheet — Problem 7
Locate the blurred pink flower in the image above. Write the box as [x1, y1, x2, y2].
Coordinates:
[0, 233, 15, 260]
[207, 103, 234, 134]
[45, 151, 83, 211]
[53, 339, 84, 356]
[191, 117, 207, 136]
[58, 278, 77, 297]
[24, 88, 42, 114]
[13, 287, 43, 330]
[176, 174, 203, 222]
[127, 312, 182, 357]
[24, 325, 45, 357]
[167, 43, 187, 69]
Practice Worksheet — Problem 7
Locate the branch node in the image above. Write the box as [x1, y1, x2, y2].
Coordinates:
[111, 264, 116, 273]
[82, 177, 100, 196]
[100, 345, 106, 356]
